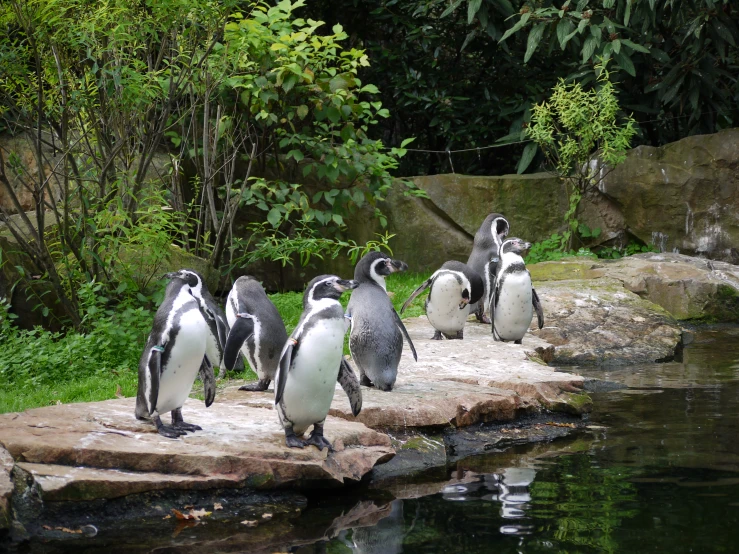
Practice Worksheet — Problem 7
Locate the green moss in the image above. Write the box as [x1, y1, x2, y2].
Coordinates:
[400, 434, 444, 453]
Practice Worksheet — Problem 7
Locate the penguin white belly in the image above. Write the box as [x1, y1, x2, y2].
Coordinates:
[494, 273, 533, 341]
[427, 275, 467, 334]
[282, 319, 345, 435]
[156, 311, 207, 415]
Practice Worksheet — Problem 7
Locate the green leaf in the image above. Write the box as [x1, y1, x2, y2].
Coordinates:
[612, 38, 621, 54]
[326, 107, 341, 123]
[614, 50, 636, 76]
[400, 137, 415, 148]
[441, 0, 463, 18]
[287, 149, 304, 162]
[557, 18, 575, 49]
[582, 36, 598, 62]
[267, 208, 282, 227]
[500, 12, 530, 43]
[620, 38, 650, 54]
[624, 0, 631, 27]
[524, 23, 547, 63]
[468, 0, 482, 24]
[332, 213, 344, 225]
[516, 143, 537, 174]
[650, 47, 670, 63]
[296, 105, 309, 119]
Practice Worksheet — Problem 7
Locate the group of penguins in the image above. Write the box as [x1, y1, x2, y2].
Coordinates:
[134, 212, 544, 450]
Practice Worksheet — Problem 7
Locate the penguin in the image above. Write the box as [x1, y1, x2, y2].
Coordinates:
[486, 237, 544, 344]
[400, 260, 483, 340]
[275, 275, 362, 450]
[346, 252, 417, 392]
[135, 271, 216, 438]
[222, 275, 288, 392]
[165, 268, 244, 378]
[466, 213, 510, 323]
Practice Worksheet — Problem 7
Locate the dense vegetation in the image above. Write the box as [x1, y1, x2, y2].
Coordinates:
[308, 0, 739, 175]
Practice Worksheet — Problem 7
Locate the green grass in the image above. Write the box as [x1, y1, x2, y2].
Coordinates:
[0, 270, 433, 414]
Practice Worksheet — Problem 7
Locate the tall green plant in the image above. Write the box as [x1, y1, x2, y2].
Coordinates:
[527, 64, 636, 249]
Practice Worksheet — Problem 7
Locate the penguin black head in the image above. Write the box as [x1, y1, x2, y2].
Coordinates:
[501, 238, 531, 257]
[488, 214, 510, 248]
[354, 251, 408, 289]
[304, 275, 358, 306]
[164, 268, 204, 290]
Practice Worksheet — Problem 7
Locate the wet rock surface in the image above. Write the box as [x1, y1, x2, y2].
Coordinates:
[527, 252, 739, 365]
[530, 253, 739, 322]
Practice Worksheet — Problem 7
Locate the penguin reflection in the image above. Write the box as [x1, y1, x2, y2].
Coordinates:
[341, 500, 409, 554]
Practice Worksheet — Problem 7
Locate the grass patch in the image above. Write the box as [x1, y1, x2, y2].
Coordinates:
[0, 269, 433, 414]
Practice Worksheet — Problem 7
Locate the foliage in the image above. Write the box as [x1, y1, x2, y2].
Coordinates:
[0, 0, 238, 328]
[596, 240, 659, 259]
[170, 0, 419, 271]
[231, 223, 395, 270]
[0, 268, 426, 413]
[0, 0, 414, 329]
[527, 64, 636, 249]
[304, 1, 738, 176]
[525, 233, 596, 264]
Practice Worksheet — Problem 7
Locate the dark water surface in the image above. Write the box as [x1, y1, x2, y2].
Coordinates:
[302, 326, 739, 554]
[12, 326, 739, 553]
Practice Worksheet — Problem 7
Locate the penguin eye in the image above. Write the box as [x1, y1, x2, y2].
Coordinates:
[462, 289, 469, 299]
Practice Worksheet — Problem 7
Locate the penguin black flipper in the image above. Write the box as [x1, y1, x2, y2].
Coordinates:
[147, 347, 162, 416]
[275, 338, 298, 405]
[215, 314, 229, 360]
[532, 288, 545, 329]
[400, 278, 432, 315]
[488, 282, 500, 341]
[223, 316, 255, 370]
[338, 358, 362, 416]
[199, 354, 216, 407]
[392, 310, 418, 361]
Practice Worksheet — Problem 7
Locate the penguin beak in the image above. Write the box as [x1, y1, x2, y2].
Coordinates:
[386, 259, 408, 273]
[163, 271, 178, 280]
[458, 298, 469, 310]
[334, 279, 359, 292]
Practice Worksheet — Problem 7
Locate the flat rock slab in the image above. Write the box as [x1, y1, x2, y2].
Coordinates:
[0, 397, 393, 503]
[530, 253, 739, 322]
[224, 317, 587, 431]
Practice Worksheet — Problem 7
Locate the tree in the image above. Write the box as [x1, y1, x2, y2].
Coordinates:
[527, 63, 637, 249]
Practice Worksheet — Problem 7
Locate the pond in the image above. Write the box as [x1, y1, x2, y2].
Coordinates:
[11, 326, 739, 553]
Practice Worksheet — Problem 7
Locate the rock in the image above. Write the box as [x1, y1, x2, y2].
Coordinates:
[530, 253, 739, 322]
[591, 128, 739, 262]
[0, 446, 13, 530]
[530, 277, 683, 366]
[0, 397, 393, 503]
[225, 317, 589, 430]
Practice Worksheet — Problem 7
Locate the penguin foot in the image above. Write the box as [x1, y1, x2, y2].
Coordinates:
[239, 379, 270, 392]
[431, 330, 443, 340]
[154, 415, 187, 438]
[454, 330, 464, 340]
[284, 429, 307, 449]
[306, 428, 333, 452]
[157, 425, 187, 439]
[476, 314, 491, 324]
[173, 422, 202, 432]
[360, 374, 374, 387]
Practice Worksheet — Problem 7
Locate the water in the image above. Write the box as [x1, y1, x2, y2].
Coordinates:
[11, 326, 739, 553]
[298, 325, 739, 553]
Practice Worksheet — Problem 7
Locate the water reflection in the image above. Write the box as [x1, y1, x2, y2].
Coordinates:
[339, 500, 407, 554]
